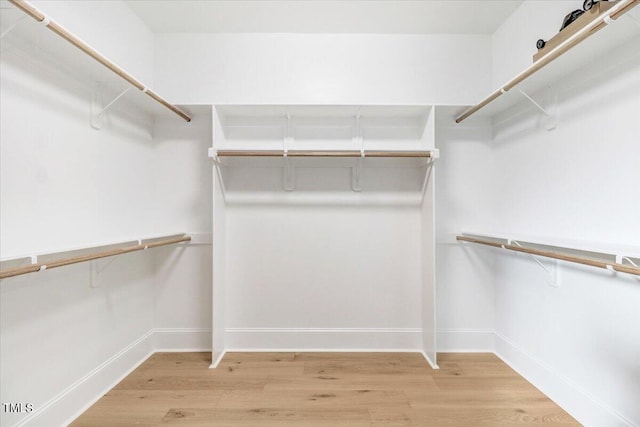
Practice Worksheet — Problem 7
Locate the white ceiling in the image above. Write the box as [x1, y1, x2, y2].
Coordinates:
[126, 1, 524, 35]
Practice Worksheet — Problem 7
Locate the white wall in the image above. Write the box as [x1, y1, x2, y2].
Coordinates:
[154, 31, 496, 355]
[434, 111, 497, 351]
[224, 202, 423, 349]
[484, 3, 640, 425]
[0, 2, 209, 426]
[31, 0, 156, 85]
[155, 33, 491, 106]
[152, 107, 213, 338]
[491, 0, 576, 88]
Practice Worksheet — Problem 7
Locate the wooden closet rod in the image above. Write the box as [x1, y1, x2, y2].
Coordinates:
[8, 0, 191, 123]
[0, 235, 191, 280]
[216, 150, 433, 158]
[457, 235, 640, 276]
[455, 0, 639, 123]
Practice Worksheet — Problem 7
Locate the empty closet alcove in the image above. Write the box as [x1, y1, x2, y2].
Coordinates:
[208, 105, 439, 368]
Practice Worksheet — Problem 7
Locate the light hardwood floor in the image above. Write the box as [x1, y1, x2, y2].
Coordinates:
[71, 352, 579, 426]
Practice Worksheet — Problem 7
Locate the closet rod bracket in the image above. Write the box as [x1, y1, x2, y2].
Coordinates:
[283, 155, 295, 191]
[617, 255, 640, 281]
[352, 158, 363, 192]
[91, 85, 132, 130]
[208, 147, 219, 163]
[351, 113, 364, 192]
[509, 240, 559, 287]
[517, 88, 558, 131]
[89, 258, 115, 288]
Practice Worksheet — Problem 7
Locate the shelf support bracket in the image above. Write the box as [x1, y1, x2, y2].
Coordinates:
[420, 150, 438, 202]
[352, 155, 364, 192]
[517, 88, 558, 131]
[89, 257, 116, 288]
[208, 148, 228, 202]
[283, 113, 295, 191]
[91, 85, 132, 130]
[283, 153, 295, 191]
[518, 89, 550, 116]
[617, 255, 640, 281]
[509, 240, 559, 287]
[0, 15, 26, 39]
[352, 114, 364, 192]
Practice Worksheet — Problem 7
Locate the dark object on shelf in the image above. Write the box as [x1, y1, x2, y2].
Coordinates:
[583, 0, 608, 11]
[536, 39, 546, 50]
[533, 0, 616, 62]
[560, 9, 586, 31]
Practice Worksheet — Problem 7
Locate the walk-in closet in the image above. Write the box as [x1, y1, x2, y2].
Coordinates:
[1, 0, 639, 426]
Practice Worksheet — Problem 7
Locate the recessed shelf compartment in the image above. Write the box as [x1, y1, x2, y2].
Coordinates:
[211, 105, 436, 194]
[215, 105, 433, 151]
[210, 105, 439, 367]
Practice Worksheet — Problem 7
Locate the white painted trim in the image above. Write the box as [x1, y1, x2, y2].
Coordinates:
[154, 327, 211, 351]
[494, 331, 635, 427]
[420, 351, 439, 370]
[210, 350, 226, 369]
[14, 326, 631, 427]
[436, 328, 495, 352]
[223, 348, 428, 353]
[11, 328, 211, 427]
[16, 330, 156, 427]
[224, 327, 422, 351]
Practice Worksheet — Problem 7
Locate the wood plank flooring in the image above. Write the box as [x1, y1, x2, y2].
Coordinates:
[71, 352, 579, 426]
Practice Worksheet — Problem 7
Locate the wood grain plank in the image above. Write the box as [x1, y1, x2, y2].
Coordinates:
[160, 407, 371, 426]
[72, 352, 579, 426]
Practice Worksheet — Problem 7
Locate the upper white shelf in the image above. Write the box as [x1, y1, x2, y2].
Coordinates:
[455, 0, 640, 123]
[214, 105, 434, 152]
[1, 0, 191, 123]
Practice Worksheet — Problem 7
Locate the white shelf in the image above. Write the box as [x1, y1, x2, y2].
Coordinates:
[212, 105, 436, 195]
[0, 233, 192, 280]
[460, 231, 640, 260]
[458, 233, 640, 277]
[215, 105, 433, 151]
[0, 2, 191, 123]
[454, 2, 640, 122]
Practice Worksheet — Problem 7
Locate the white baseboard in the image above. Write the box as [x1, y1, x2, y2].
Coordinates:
[17, 330, 156, 427]
[494, 331, 635, 427]
[210, 350, 226, 369]
[437, 328, 495, 352]
[16, 327, 634, 427]
[420, 351, 439, 370]
[224, 328, 423, 351]
[154, 328, 211, 351]
[14, 328, 211, 427]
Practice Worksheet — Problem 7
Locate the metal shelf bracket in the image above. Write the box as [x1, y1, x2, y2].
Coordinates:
[352, 114, 364, 192]
[89, 257, 116, 288]
[91, 84, 132, 130]
[517, 88, 558, 131]
[509, 240, 560, 287]
[617, 255, 640, 281]
[283, 113, 295, 191]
